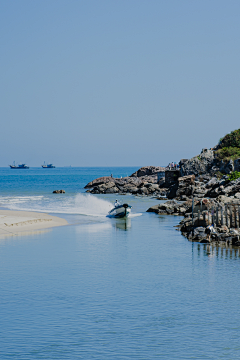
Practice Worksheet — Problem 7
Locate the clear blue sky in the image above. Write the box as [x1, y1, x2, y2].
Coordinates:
[1, 0, 240, 167]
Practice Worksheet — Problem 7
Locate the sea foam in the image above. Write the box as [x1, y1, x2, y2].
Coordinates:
[0, 193, 113, 217]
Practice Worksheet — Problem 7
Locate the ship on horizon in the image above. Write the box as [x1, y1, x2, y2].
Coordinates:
[42, 161, 55, 168]
[9, 161, 29, 169]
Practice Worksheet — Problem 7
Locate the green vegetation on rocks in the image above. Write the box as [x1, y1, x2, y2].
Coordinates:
[215, 128, 240, 161]
[215, 146, 240, 161]
[227, 171, 240, 181]
[219, 129, 240, 148]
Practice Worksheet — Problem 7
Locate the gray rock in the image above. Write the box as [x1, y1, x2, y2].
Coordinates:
[147, 185, 159, 193]
[128, 187, 139, 194]
[166, 183, 178, 199]
[53, 189, 65, 194]
[192, 226, 206, 240]
[179, 207, 187, 214]
[180, 150, 215, 177]
[219, 160, 234, 174]
[145, 183, 159, 190]
[147, 200, 186, 215]
[105, 181, 116, 189]
[199, 239, 210, 243]
[234, 192, 240, 199]
[105, 186, 119, 194]
[175, 175, 195, 199]
[206, 177, 218, 188]
[215, 195, 236, 204]
[218, 226, 229, 233]
[234, 158, 240, 172]
[85, 176, 113, 189]
[138, 187, 149, 195]
[84, 165, 163, 196]
[146, 205, 160, 213]
[130, 166, 165, 177]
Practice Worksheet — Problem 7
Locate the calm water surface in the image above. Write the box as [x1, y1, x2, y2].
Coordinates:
[0, 168, 240, 359]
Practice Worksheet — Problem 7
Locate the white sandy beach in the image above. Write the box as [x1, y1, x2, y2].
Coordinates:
[0, 210, 68, 237]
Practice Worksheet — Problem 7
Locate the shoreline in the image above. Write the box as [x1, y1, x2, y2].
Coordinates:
[0, 210, 68, 237]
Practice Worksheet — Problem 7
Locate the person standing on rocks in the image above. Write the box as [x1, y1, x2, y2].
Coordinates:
[205, 224, 216, 241]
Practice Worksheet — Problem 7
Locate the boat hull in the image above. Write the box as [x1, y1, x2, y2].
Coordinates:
[9, 165, 29, 169]
[108, 204, 132, 218]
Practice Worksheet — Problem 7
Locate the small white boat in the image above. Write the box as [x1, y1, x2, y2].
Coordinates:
[108, 203, 132, 218]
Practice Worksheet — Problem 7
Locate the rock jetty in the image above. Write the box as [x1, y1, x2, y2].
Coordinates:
[84, 166, 166, 196]
[147, 197, 240, 246]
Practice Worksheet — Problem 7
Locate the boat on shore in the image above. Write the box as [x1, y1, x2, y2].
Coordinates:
[9, 162, 29, 169]
[42, 162, 55, 168]
[108, 203, 132, 218]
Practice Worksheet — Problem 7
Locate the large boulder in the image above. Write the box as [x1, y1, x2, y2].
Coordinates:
[167, 175, 195, 199]
[176, 175, 195, 197]
[130, 166, 165, 177]
[166, 183, 178, 199]
[105, 186, 119, 194]
[215, 195, 238, 204]
[147, 200, 187, 215]
[85, 176, 113, 189]
[84, 165, 165, 195]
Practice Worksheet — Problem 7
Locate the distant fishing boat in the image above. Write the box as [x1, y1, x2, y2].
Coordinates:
[9, 161, 29, 169]
[42, 162, 55, 168]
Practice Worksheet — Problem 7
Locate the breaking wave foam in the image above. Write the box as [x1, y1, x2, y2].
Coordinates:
[0, 193, 113, 217]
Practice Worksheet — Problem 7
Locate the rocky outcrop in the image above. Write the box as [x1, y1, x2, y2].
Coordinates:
[84, 176, 114, 189]
[130, 166, 165, 177]
[84, 166, 166, 196]
[147, 198, 219, 218]
[174, 175, 195, 199]
[53, 190, 65, 193]
[163, 172, 240, 203]
[180, 149, 215, 177]
[178, 204, 240, 245]
[147, 197, 240, 246]
[84, 163, 240, 200]
[85, 177, 166, 196]
[204, 177, 240, 199]
[180, 148, 235, 177]
[147, 200, 188, 216]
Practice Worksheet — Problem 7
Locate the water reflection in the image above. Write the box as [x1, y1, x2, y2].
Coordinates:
[114, 218, 131, 231]
[75, 221, 112, 233]
[0, 228, 51, 241]
[74, 217, 132, 233]
[196, 243, 240, 259]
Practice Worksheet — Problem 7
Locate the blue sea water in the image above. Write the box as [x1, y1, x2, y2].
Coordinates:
[1, 167, 240, 359]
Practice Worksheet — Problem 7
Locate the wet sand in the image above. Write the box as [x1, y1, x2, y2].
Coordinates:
[0, 210, 68, 237]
